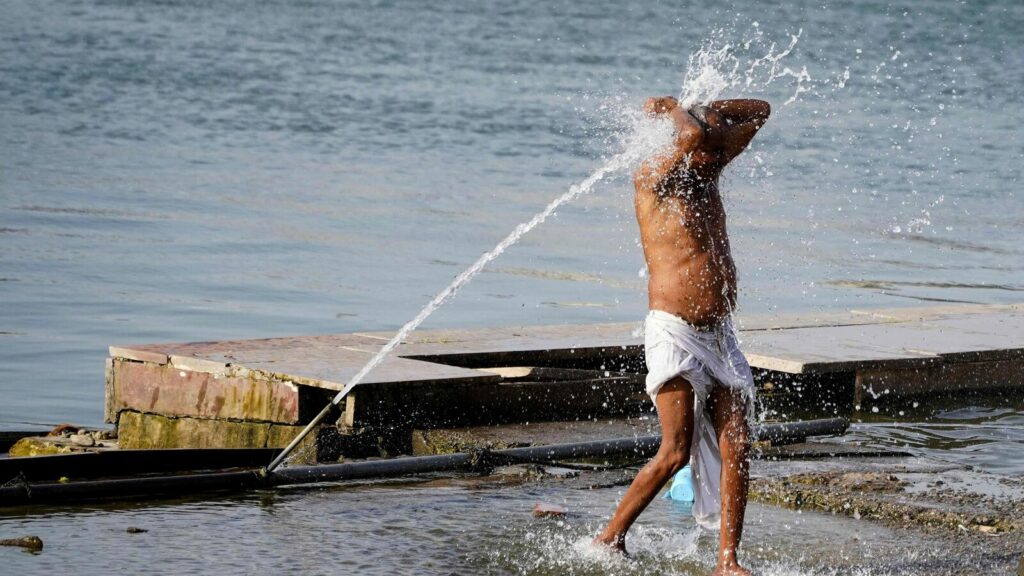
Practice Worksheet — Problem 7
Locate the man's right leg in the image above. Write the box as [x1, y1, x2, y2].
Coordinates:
[594, 377, 695, 552]
[709, 385, 752, 576]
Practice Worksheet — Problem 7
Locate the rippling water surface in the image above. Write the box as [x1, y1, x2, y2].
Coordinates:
[1, 0, 1021, 427]
[1, 3, 1022, 572]
[837, 395, 1024, 475]
[0, 479, 987, 576]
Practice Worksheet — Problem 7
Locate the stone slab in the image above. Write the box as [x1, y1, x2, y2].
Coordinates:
[109, 345, 168, 365]
[855, 357, 1024, 399]
[111, 335, 501, 391]
[410, 417, 662, 456]
[742, 311, 1024, 374]
[388, 322, 644, 366]
[742, 323, 943, 373]
[108, 302, 1024, 433]
[110, 304, 1024, 390]
[116, 411, 319, 463]
[389, 304, 1024, 374]
[922, 314, 1024, 362]
[112, 334, 385, 361]
[108, 358, 303, 424]
[236, 349, 499, 391]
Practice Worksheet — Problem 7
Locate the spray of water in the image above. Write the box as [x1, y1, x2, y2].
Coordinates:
[678, 27, 810, 108]
[343, 133, 668, 371]
[268, 113, 674, 469]
[271, 26, 815, 469]
[333, 104, 680, 404]
[487, 522, 702, 575]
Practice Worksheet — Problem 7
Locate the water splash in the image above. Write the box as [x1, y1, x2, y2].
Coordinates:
[282, 25, 816, 466]
[282, 113, 673, 465]
[487, 518, 917, 576]
[678, 27, 810, 108]
[488, 522, 703, 575]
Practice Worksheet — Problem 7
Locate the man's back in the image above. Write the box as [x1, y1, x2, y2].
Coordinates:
[634, 97, 770, 326]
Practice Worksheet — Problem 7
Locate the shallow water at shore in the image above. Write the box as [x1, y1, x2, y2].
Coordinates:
[837, 396, 1024, 475]
[0, 476, 1005, 576]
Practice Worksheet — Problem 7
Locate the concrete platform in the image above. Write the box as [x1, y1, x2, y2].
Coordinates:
[102, 302, 1024, 457]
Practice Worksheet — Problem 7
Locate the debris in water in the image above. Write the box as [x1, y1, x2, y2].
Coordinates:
[0, 536, 43, 551]
[540, 466, 580, 479]
[48, 423, 79, 436]
[126, 527, 148, 534]
[532, 503, 568, 518]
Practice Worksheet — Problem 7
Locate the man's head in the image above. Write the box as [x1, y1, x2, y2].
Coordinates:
[688, 105, 726, 146]
[644, 96, 680, 117]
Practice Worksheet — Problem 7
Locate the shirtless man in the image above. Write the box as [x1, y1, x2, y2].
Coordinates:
[594, 96, 771, 576]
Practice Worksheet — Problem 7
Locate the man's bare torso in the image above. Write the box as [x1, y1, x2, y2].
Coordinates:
[634, 97, 770, 327]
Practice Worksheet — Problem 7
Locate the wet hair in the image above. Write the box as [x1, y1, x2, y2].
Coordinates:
[688, 105, 714, 133]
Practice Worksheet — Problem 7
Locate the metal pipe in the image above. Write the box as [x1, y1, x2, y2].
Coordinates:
[0, 418, 847, 507]
[270, 417, 847, 486]
[756, 416, 849, 444]
[266, 402, 334, 472]
[0, 470, 265, 506]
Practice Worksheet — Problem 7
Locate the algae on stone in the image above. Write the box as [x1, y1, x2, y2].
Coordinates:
[8, 437, 77, 458]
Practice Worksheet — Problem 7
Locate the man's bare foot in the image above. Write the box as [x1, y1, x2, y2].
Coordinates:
[590, 535, 627, 555]
[712, 560, 752, 575]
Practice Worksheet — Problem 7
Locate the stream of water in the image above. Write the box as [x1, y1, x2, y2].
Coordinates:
[277, 30, 812, 465]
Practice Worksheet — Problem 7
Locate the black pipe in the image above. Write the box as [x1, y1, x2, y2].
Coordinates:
[756, 417, 848, 445]
[269, 417, 847, 486]
[0, 418, 846, 507]
[0, 448, 283, 483]
[0, 470, 265, 507]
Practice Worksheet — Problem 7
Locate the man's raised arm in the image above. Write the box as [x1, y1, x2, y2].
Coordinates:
[709, 99, 771, 126]
[708, 99, 771, 164]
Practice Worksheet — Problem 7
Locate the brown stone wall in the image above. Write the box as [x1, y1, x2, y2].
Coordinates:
[107, 358, 302, 424]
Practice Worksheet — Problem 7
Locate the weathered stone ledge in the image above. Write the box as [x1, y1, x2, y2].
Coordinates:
[750, 469, 1024, 534]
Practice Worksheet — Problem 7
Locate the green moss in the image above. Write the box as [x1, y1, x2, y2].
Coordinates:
[750, 478, 1016, 534]
[8, 437, 76, 458]
[116, 411, 319, 464]
[411, 429, 513, 455]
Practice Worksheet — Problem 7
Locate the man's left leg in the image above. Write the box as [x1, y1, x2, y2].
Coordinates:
[709, 385, 752, 576]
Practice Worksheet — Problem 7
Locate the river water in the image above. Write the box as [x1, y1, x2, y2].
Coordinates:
[2, 0, 1022, 428]
[0, 476, 1002, 576]
[1, 1, 1022, 573]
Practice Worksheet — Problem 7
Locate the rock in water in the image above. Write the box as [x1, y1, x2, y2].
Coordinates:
[69, 433, 95, 447]
[532, 502, 568, 518]
[0, 536, 43, 551]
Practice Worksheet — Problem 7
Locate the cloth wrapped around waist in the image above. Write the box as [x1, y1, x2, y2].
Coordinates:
[643, 310, 756, 530]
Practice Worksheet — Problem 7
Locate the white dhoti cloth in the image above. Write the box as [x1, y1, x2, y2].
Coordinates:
[643, 309, 756, 530]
